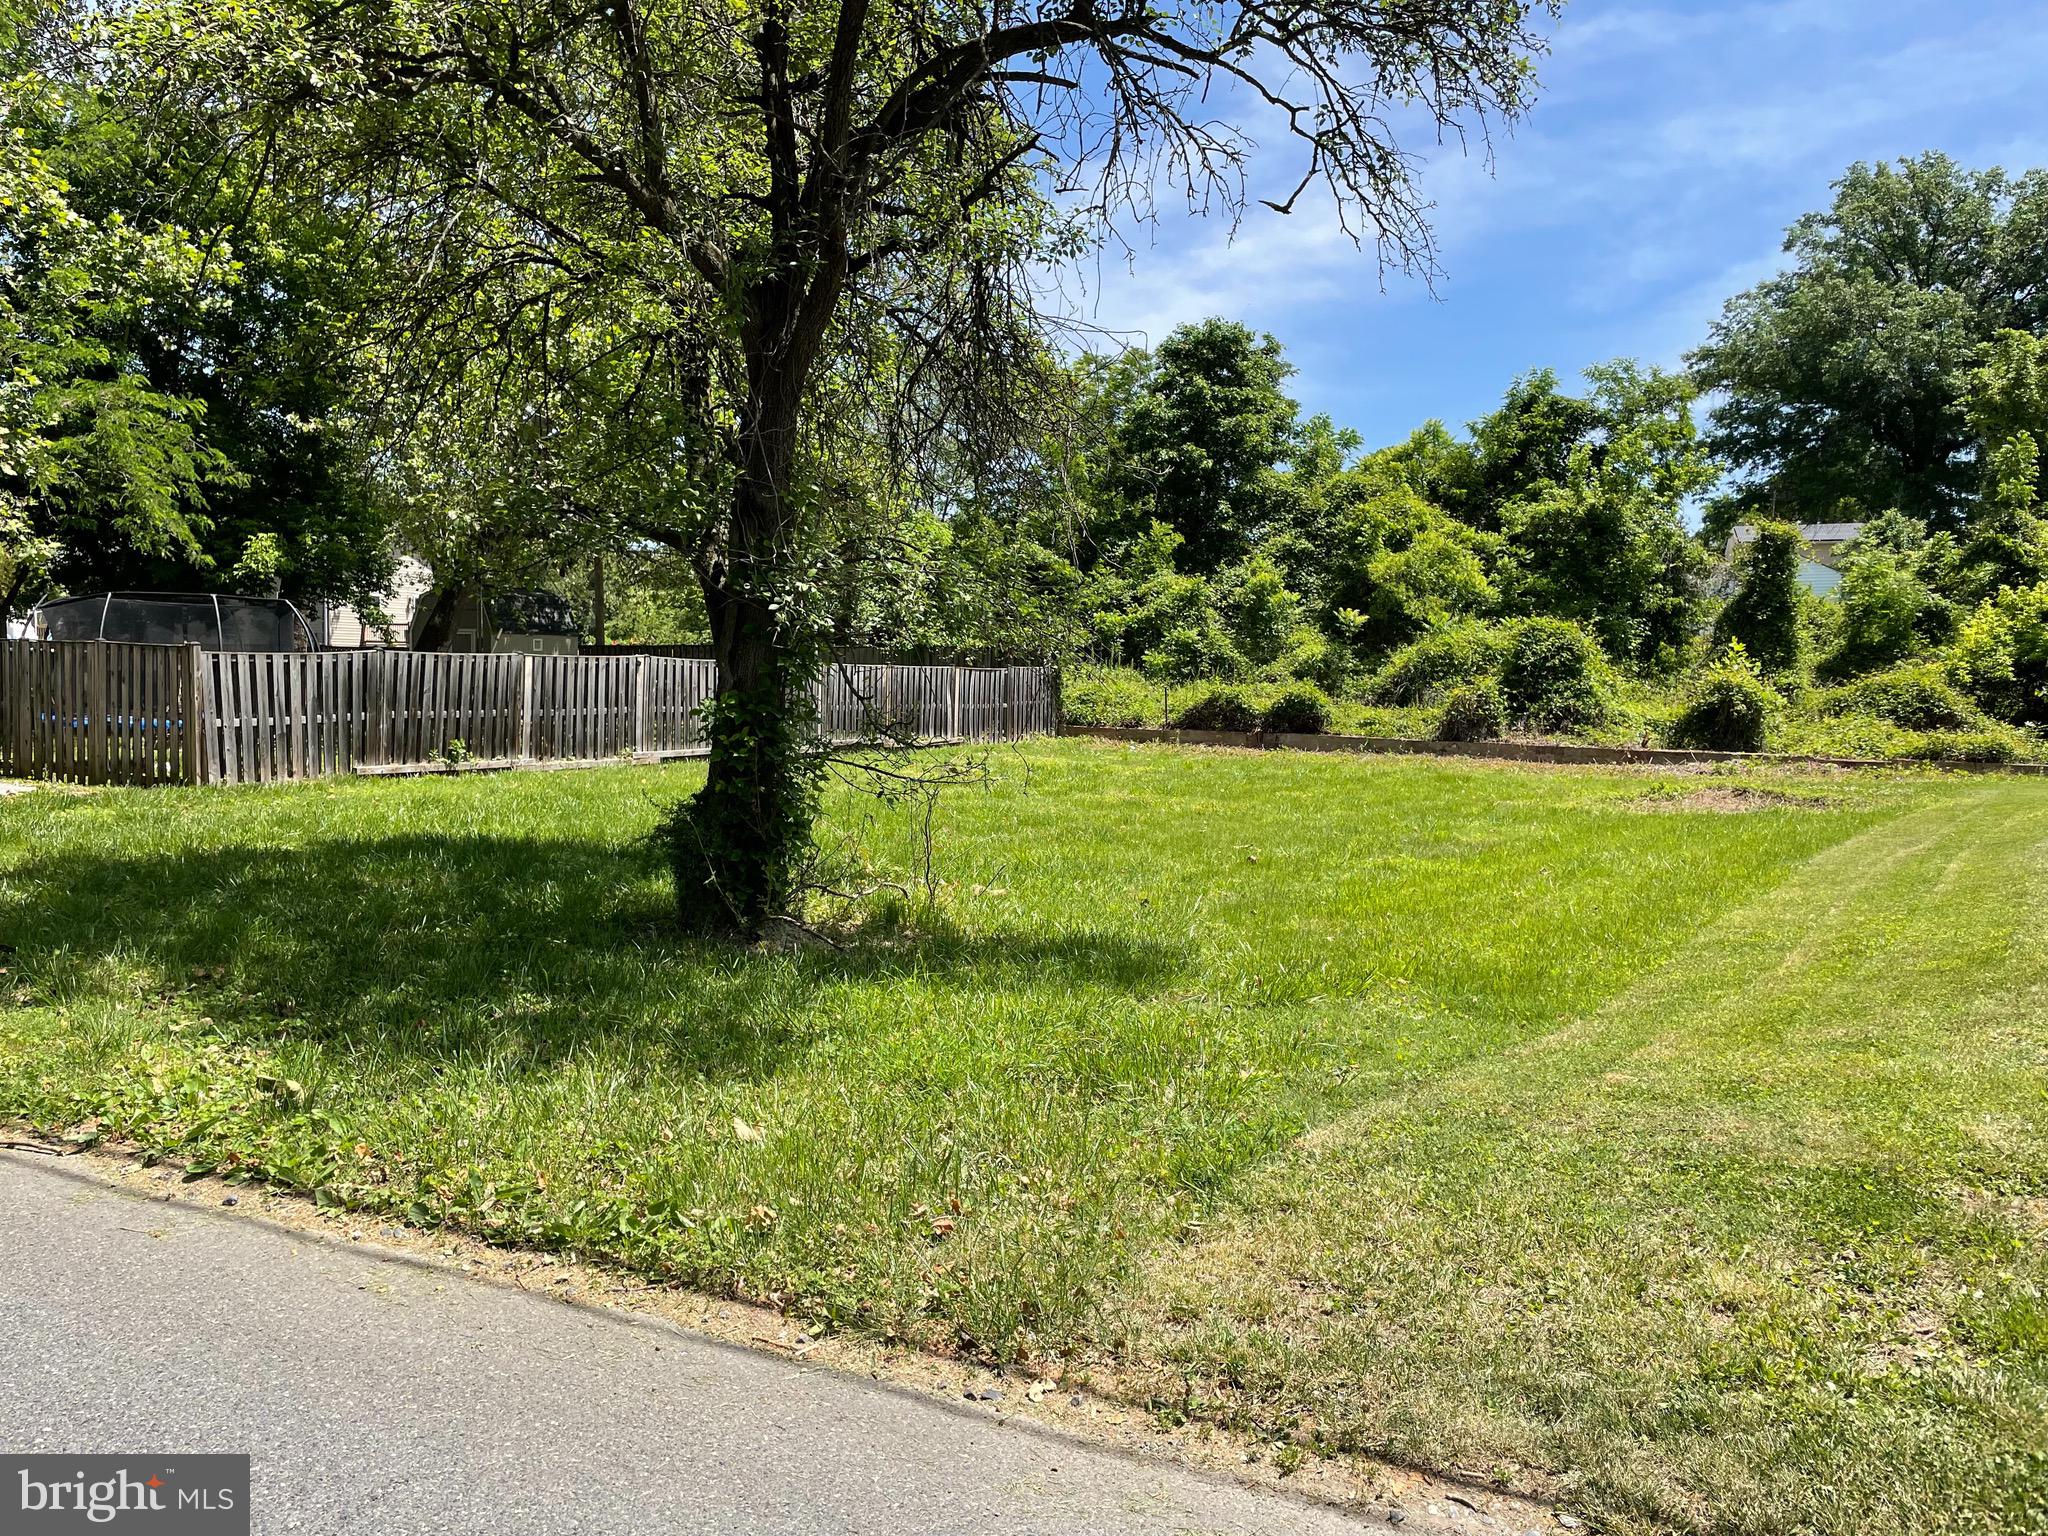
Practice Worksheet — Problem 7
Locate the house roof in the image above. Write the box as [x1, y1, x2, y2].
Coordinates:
[1797, 522, 1865, 543]
[1727, 521, 1865, 546]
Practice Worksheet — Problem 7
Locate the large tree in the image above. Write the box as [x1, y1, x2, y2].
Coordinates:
[1692, 154, 2048, 536]
[1465, 366, 1597, 527]
[3, 0, 394, 612]
[1091, 317, 1301, 574]
[1, 1, 236, 620]
[1472, 361, 1712, 668]
[46, 160, 393, 605]
[128, 0, 1557, 933]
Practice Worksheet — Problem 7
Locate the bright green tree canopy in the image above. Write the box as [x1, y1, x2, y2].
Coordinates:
[1693, 154, 2048, 534]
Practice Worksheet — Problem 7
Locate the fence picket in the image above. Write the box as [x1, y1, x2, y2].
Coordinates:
[127, 648, 145, 786]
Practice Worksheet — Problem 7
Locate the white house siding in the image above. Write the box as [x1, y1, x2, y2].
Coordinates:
[324, 558, 433, 648]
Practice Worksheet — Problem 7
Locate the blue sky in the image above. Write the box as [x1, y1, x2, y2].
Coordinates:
[1065, 0, 2048, 450]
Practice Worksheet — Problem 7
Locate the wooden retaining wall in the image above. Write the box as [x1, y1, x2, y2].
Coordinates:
[0, 640, 1055, 788]
[1057, 725, 2048, 776]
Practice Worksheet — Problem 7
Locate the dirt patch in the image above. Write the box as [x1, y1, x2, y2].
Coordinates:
[1633, 786, 1829, 813]
[1958, 1187, 2048, 1235]
[1857, 1307, 1951, 1376]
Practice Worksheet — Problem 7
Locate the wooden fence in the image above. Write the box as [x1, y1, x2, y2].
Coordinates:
[1, 637, 205, 786]
[0, 640, 1056, 788]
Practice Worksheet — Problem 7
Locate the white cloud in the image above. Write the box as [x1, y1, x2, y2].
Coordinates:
[1037, 0, 2048, 429]
[1060, 196, 1407, 349]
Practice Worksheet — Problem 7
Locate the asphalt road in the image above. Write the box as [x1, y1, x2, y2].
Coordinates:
[0, 1153, 1385, 1536]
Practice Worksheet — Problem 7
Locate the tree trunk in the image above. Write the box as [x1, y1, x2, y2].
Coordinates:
[665, 199, 848, 936]
[667, 373, 826, 937]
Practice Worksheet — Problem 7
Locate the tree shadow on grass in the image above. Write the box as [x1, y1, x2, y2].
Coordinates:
[0, 833, 1187, 1085]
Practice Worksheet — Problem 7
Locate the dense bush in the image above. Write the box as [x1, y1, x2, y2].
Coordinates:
[1820, 553, 1939, 679]
[1436, 681, 1508, 742]
[1818, 664, 1985, 730]
[1261, 683, 1333, 735]
[1215, 553, 1302, 669]
[1269, 628, 1351, 695]
[1171, 683, 1261, 733]
[1059, 665, 1158, 728]
[1949, 581, 2048, 725]
[1141, 622, 1248, 684]
[1498, 618, 1607, 729]
[1368, 621, 1509, 705]
[1122, 566, 1251, 683]
[1357, 524, 1500, 648]
[1668, 643, 1781, 752]
[1901, 728, 2021, 764]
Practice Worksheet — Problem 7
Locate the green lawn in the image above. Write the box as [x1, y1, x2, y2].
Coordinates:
[3, 740, 2043, 1533]
[1124, 780, 2048, 1534]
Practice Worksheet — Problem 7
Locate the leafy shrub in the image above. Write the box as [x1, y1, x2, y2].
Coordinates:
[1819, 552, 1938, 679]
[1948, 581, 2048, 725]
[1776, 713, 2040, 764]
[1368, 621, 1509, 705]
[1269, 627, 1351, 695]
[1901, 728, 2022, 764]
[1123, 566, 1250, 683]
[1141, 624, 1247, 685]
[1217, 554, 1303, 669]
[1171, 683, 1260, 733]
[1261, 683, 1333, 735]
[1359, 525, 1500, 646]
[1818, 664, 1985, 730]
[1436, 681, 1507, 742]
[1060, 665, 1157, 728]
[1498, 617, 1608, 729]
[1668, 643, 1782, 752]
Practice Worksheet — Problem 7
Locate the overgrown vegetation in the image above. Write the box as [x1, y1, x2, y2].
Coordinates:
[1059, 665, 1162, 730]
[1259, 682, 1332, 736]
[1713, 520, 1805, 673]
[1169, 682, 1260, 733]
[1000, 160, 2048, 766]
[4, 746, 2043, 1535]
[1434, 680, 1506, 743]
[1038, 316, 2048, 753]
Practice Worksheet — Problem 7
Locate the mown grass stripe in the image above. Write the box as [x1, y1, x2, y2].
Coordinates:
[1126, 781, 2048, 1534]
